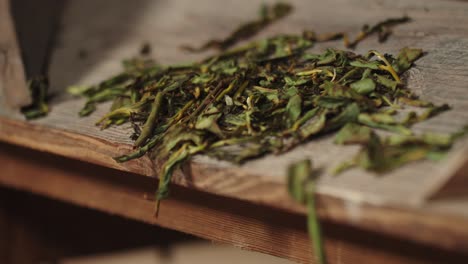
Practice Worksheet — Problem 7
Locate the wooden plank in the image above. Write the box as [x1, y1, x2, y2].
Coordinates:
[1, 121, 468, 256]
[0, 143, 467, 263]
[0, 187, 193, 263]
[2, 0, 467, 208]
[0, 198, 11, 263]
[39, 0, 468, 207]
[0, 0, 468, 260]
[0, 0, 30, 112]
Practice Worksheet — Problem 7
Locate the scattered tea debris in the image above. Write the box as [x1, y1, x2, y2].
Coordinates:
[345, 16, 410, 48]
[334, 124, 468, 174]
[181, 2, 293, 52]
[140, 42, 152, 56]
[21, 76, 50, 120]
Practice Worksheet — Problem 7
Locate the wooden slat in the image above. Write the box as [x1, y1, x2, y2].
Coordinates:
[1, 143, 467, 263]
[0, 187, 194, 263]
[1, 117, 468, 256]
[0, 198, 11, 262]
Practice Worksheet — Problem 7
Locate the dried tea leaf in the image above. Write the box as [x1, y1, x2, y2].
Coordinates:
[386, 133, 453, 148]
[300, 111, 327, 139]
[67, 85, 93, 96]
[334, 127, 467, 174]
[325, 103, 360, 132]
[182, 2, 293, 52]
[195, 106, 224, 137]
[286, 93, 302, 126]
[288, 160, 326, 264]
[393, 47, 423, 73]
[155, 143, 206, 215]
[135, 92, 164, 146]
[334, 123, 372, 144]
[288, 159, 311, 203]
[350, 60, 381, 70]
[350, 78, 375, 95]
[346, 16, 410, 48]
[314, 96, 351, 109]
[375, 74, 398, 91]
[358, 113, 412, 135]
[357, 131, 386, 171]
[21, 76, 49, 120]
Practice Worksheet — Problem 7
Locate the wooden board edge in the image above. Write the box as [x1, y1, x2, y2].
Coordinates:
[1, 116, 468, 252]
[1, 143, 468, 263]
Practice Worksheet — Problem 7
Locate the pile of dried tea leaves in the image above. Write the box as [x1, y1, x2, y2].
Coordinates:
[65, 2, 466, 215]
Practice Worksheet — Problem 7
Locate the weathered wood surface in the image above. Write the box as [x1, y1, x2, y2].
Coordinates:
[33, 0, 468, 206]
[0, 0, 29, 113]
[2, 118, 468, 258]
[1, 0, 468, 259]
[1, 143, 467, 263]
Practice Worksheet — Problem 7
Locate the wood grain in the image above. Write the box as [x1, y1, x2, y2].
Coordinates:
[0, 199, 11, 263]
[0, 0, 30, 112]
[1, 118, 468, 255]
[1, 143, 467, 263]
[41, 0, 468, 207]
[1, 0, 468, 261]
[0, 186, 194, 264]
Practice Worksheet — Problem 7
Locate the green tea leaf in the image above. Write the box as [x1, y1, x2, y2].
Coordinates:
[195, 106, 224, 137]
[135, 92, 164, 146]
[375, 74, 398, 91]
[287, 160, 326, 264]
[287, 159, 311, 203]
[191, 73, 213, 84]
[317, 49, 337, 65]
[350, 78, 375, 95]
[358, 113, 412, 135]
[335, 123, 372, 144]
[21, 76, 50, 120]
[286, 93, 302, 126]
[314, 96, 350, 109]
[350, 60, 381, 70]
[67, 85, 93, 95]
[253, 86, 279, 104]
[393, 47, 423, 73]
[155, 143, 206, 215]
[325, 103, 360, 132]
[300, 111, 327, 138]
